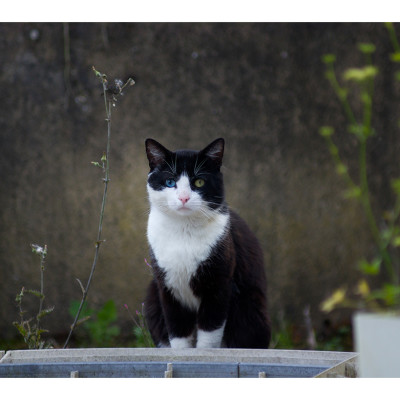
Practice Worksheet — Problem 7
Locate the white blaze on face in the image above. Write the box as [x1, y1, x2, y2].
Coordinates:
[175, 175, 192, 207]
[148, 174, 205, 217]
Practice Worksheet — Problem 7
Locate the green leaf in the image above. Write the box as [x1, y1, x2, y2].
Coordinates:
[390, 52, 400, 63]
[337, 88, 348, 101]
[322, 54, 336, 64]
[384, 22, 394, 30]
[74, 316, 91, 329]
[37, 307, 55, 320]
[106, 325, 120, 337]
[358, 43, 376, 54]
[358, 258, 381, 275]
[381, 228, 393, 243]
[361, 91, 372, 106]
[97, 300, 117, 324]
[92, 66, 107, 82]
[369, 284, 400, 306]
[25, 289, 44, 299]
[16, 288, 25, 303]
[36, 329, 49, 336]
[324, 70, 335, 81]
[347, 123, 364, 139]
[69, 300, 93, 320]
[91, 161, 102, 168]
[391, 179, 400, 195]
[13, 322, 28, 338]
[319, 126, 334, 138]
[343, 186, 362, 199]
[328, 142, 339, 157]
[383, 284, 400, 306]
[392, 236, 400, 247]
[336, 163, 348, 176]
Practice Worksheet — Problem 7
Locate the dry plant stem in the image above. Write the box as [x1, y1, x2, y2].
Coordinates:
[63, 89, 112, 349]
[37, 246, 47, 334]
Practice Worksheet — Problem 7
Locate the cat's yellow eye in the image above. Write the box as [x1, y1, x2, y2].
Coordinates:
[194, 178, 205, 188]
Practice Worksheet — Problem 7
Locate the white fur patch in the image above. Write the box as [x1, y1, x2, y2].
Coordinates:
[147, 177, 229, 311]
[170, 335, 195, 349]
[196, 323, 226, 348]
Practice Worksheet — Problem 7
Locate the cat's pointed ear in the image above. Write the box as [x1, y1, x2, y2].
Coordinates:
[201, 138, 224, 168]
[145, 139, 171, 170]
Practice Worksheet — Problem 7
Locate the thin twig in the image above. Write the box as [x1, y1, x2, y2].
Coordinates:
[36, 245, 47, 334]
[63, 68, 134, 348]
[63, 74, 112, 349]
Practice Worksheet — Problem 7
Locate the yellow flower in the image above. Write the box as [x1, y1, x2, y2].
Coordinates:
[321, 288, 346, 312]
[356, 279, 370, 297]
[343, 66, 378, 82]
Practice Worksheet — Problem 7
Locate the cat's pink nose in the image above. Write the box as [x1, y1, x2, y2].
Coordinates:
[179, 195, 190, 205]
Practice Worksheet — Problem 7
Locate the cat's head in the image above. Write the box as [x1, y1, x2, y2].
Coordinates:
[145, 138, 225, 218]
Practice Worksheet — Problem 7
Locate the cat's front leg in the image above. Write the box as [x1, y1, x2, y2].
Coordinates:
[196, 289, 230, 348]
[161, 287, 197, 348]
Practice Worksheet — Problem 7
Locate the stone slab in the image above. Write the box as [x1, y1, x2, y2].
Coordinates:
[0, 348, 357, 367]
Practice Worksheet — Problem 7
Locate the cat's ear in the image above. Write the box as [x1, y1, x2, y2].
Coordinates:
[145, 139, 171, 170]
[201, 138, 224, 168]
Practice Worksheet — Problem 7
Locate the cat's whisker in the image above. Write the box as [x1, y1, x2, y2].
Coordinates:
[194, 157, 207, 176]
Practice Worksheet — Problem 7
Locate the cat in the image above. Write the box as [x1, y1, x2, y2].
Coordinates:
[143, 138, 271, 349]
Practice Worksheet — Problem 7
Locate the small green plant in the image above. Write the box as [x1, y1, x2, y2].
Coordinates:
[124, 303, 155, 348]
[320, 23, 400, 313]
[68, 299, 120, 347]
[316, 325, 352, 352]
[269, 325, 295, 349]
[63, 67, 134, 348]
[13, 244, 54, 349]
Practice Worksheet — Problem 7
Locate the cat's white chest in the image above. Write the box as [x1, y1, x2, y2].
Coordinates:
[147, 208, 229, 310]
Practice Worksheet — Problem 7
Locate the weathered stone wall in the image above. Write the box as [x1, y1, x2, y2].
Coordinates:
[1, 23, 399, 345]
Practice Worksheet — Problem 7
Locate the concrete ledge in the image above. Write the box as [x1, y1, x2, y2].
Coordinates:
[0, 347, 356, 365]
[0, 348, 358, 378]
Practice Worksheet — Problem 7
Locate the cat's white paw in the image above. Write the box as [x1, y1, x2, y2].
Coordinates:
[196, 323, 226, 348]
[170, 336, 194, 349]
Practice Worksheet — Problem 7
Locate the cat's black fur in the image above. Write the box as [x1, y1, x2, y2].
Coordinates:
[144, 138, 271, 348]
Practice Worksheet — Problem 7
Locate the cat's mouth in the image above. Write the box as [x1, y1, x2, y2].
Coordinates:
[177, 205, 192, 212]
[175, 203, 199, 215]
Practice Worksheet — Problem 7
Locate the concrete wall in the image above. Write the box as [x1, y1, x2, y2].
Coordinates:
[1, 23, 399, 346]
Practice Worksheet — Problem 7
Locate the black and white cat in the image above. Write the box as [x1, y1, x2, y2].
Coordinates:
[143, 138, 271, 349]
